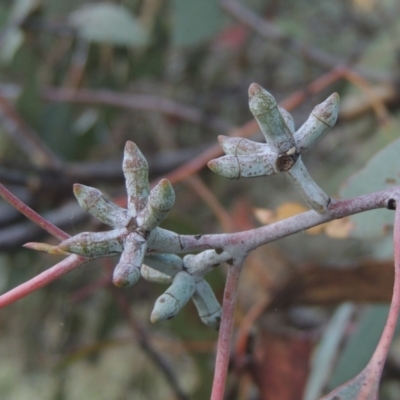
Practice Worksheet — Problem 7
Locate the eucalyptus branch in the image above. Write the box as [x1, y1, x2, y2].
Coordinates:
[320, 197, 400, 399]
[1, 81, 400, 400]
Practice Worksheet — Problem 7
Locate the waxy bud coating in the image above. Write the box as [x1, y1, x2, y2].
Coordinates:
[123, 141, 149, 216]
[73, 184, 131, 228]
[184, 250, 232, 281]
[218, 135, 269, 156]
[208, 152, 277, 179]
[146, 228, 182, 254]
[192, 280, 221, 330]
[141, 264, 173, 284]
[144, 253, 183, 276]
[150, 271, 196, 323]
[113, 232, 146, 287]
[295, 93, 340, 152]
[278, 106, 295, 134]
[248, 83, 295, 153]
[59, 229, 124, 257]
[138, 179, 175, 231]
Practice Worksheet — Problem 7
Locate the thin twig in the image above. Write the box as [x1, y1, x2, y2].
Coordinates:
[42, 86, 233, 133]
[1, 187, 398, 309]
[0, 182, 70, 241]
[0, 254, 87, 308]
[211, 258, 244, 400]
[173, 186, 399, 254]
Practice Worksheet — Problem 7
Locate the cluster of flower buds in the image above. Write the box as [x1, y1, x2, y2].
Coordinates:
[142, 250, 231, 329]
[208, 83, 340, 213]
[55, 141, 229, 329]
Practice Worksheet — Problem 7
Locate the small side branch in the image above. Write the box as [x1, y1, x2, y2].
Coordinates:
[211, 256, 245, 400]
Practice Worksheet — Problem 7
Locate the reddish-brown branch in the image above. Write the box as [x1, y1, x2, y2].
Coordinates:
[211, 259, 244, 400]
[0, 182, 70, 241]
[0, 254, 86, 308]
[42, 86, 232, 133]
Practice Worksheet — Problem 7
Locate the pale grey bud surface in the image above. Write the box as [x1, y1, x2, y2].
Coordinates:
[248, 83, 295, 153]
[192, 279, 221, 330]
[58, 229, 125, 257]
[138, 179, 175, 231]
[150, 271, 196, 323]
[123, 141, 150, 217]
[295, 93, 340, 152]
[73, 184, 131, 228]
[113, 232, 146, 287]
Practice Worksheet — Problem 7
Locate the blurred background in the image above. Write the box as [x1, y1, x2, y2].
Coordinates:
[0, 0, 400, 399]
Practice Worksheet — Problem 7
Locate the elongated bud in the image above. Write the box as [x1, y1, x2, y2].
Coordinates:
[192, 280, 221, 330]
[285, 157, 330, 213]
[123, 141, 149, 217]
[218, 135, 269, 156]
[141, 265, 173, 284]
[248, 83, 295, 153]
[144, 253, 183, 276]
[73, 184, 131, 228]
[146, 227, 182, 253]
[141, 253, 183, 284]
[59, 229, 124, 257]
[113, 232, 146, 287]
[295, 93, 340, 152]
[278, 106, 295, 134]
[208, 152, 277, 179]
[150, 271, 195, 323]
[184, 250, 232, 281]
[138, 179, 175, 231]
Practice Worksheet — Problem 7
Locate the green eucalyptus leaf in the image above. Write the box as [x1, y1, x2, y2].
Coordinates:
[339, 134, 400, 238]
[69, 3, 148, 47]
[171, 0, 222, 47]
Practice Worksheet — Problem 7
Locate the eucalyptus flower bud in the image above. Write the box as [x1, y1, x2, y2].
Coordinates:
[123, 141, 149, 217]
[248, 83, 295, 153]
[208, 152, 277, 179]
[141, 264, 173, 284]
[144, 253, 183, 276]
[73, 184, 131, 228]
[58, 229, 125, 257]
[295, 93, 340, 152]
[113, 232, 146, 287]
[184, 250, 232, 281]
[218, 135, 269, 156]
[138, 179, 175, 231]
[192, 279, 221, 330]
[150, 271, 196, 323]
